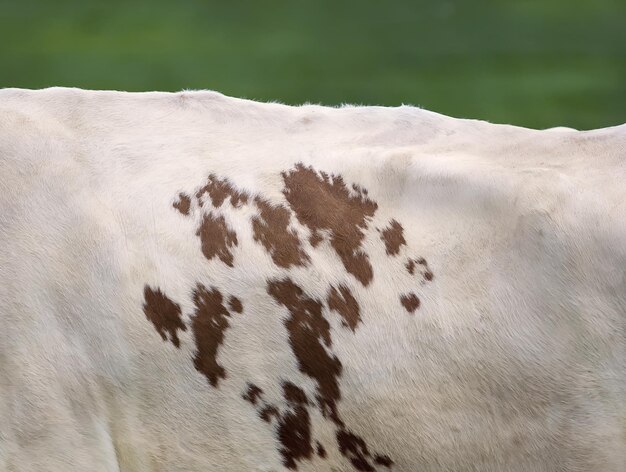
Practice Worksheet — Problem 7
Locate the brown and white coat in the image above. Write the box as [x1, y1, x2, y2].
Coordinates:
[0, 88, 624, 471]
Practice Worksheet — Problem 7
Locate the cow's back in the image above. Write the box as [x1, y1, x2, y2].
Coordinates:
[0, 88, 624, 472]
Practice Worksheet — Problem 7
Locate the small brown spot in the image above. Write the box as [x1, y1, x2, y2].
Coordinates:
[142, 286, 187, 348]
[252, 197, 309, 268]
[309, 231, 323, 248]
[268, 278, 343, 424]
[173, 193, 191, 215]
[278, 382, 313, 469]
[374, 455, 394, 468]
[196, 174, 249, 208]
[406, 257, 434, 282]
[282, 164, 377, 286]
[336, 429, 376, 472]
[380, 220, 406, 256]
[191, 284, 233, 387]
[316, 442, 327, 458]
[335, 429, 394, 471]
[260, 405, 279, 422]
[196, 212, 238, 267]
[228, 296, 243, 313]
[327, 285, 361, 331]
[400, 293, 420, 313]
[243, 383, 263, 405]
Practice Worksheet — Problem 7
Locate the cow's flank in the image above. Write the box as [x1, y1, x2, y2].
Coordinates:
[2, 88, 622, 472]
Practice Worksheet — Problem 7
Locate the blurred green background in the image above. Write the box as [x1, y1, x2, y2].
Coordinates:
[0, 0, 624, 129]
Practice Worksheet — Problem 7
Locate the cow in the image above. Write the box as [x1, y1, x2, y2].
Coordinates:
[0, 87, 624, 472]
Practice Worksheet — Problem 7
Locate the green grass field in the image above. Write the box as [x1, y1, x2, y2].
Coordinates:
[0, 0, 624, 129]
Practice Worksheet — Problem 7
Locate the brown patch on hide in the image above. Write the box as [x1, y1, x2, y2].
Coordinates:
[196, 212, 238, 267]
[244, 384, 317, 466]
[337, 429, 393, 471]
[283, 382, 309, 405]
[282, 163, 377, 286]
[277, 382, 313, 469]
[142, 286, 187, 348]
[252, 197, 309, 268]
[173, 193, 191, 215]
[196, 174, 249, 208]
[267, 278, 343, 424]
[375, 455, 394, 468]
[380, 220, 406, 256]
[316, 442, 327, 458]
[266, 279, 394, 469]
[260, 405, 279, 423]
[406, 257, 434, 282]
[327, 285, 361, 331]
[228, 296, 243, 313]
[191, 284, 233, 387]
[400, 293, 420, 313]
[164, 171, 400, 470]
[243, 383, 263, 405]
